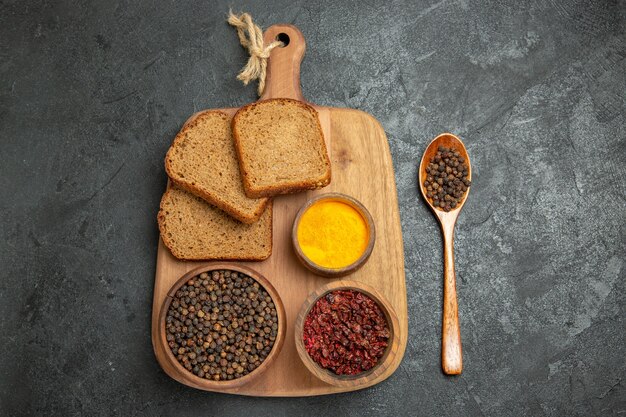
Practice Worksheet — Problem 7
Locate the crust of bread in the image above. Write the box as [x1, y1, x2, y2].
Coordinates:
[157, 184, 273, 261]
[231, 98, 332, 198]
[165, 110, 269, 223]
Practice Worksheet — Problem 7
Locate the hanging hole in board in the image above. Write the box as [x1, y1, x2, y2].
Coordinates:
[276, 33, 290, 47]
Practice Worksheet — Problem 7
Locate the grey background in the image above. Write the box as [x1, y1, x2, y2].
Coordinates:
[1, 0, 625, 415]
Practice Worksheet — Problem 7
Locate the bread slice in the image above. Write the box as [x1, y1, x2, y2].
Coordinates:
[165, 110, 269, 224]
[157, 183, 272, 261]
[232, 98, 331, 198]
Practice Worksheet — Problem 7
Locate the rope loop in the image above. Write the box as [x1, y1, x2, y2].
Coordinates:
[228, 11, 283, 96]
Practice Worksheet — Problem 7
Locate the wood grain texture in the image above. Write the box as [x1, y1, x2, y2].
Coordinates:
[293, 280, 401, 388]
[152, 24, 407, 396]
[418, 133, 472, 375]
[259, 25, 306, 101]
[441, 220, 462, 374]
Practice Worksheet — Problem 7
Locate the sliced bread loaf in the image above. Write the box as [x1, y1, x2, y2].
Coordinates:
[158, 183, 272, 261]
[165, 110, 269, 224]
[231, 98, 331, 198]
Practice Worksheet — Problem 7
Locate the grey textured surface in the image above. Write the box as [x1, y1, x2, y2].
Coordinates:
[1, 0, 625, 415]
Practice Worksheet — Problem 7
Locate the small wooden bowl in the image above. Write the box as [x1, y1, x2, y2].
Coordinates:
[158, 263, 286, 390]
[292, 193, 376, 277]
[294, 280, 400, 387]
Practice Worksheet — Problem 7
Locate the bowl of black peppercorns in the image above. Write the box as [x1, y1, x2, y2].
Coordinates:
[158, 264, 286, 389]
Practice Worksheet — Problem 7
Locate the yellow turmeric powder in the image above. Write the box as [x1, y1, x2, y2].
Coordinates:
[297, 200, 369, 269]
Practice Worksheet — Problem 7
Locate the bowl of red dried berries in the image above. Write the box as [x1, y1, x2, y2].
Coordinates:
[294, 280, 400, 387]
[158, 264, 286, 390]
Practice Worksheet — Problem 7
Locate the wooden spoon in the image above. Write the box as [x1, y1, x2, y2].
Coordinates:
[418, 133, 471, 375]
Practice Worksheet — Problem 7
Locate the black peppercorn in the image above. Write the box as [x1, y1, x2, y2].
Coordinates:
[422, 146, 470, 211]
[165, 270, 278, 381]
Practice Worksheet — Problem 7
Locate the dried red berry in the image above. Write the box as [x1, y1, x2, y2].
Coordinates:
[303, 290, 390, 375]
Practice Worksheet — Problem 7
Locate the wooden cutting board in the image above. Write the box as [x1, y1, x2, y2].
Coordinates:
[152, 24, 407, 396]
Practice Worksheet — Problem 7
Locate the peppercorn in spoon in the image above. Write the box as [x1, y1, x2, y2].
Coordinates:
[418, 133, 471, 375]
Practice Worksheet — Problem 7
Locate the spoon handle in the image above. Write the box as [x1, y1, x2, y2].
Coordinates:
[441, 222, 463, 375]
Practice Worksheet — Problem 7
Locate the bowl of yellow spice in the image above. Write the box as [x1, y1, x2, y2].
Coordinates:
[292, 193, 376, 277]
